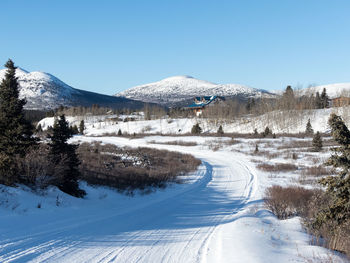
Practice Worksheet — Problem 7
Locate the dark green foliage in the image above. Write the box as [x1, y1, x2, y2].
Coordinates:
[312, 131, 322, 151]
[71, 125, 79, 135]
[191, 123, 202, 134]
[79, 120, 85, 135]
[305, 119, 314, 135]
[254, 144, 259, 154]
[118, 129, 122, 136]
[0, 59, 36, 185]
[48, 115, 85, 197]
[320, 88, 329, 108]
[217, 125, 224, 135]
[262, 126, 271, 137]
[309, 114, 350, 251]
[36, 123, 43, 133]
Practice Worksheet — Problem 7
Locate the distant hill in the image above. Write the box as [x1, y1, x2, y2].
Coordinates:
[295, 83, 350, 99]
[115, 75, 276, 106]
[0, 68, 145, 110]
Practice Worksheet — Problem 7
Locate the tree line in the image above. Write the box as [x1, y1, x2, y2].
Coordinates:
[0, 60, 85, 197]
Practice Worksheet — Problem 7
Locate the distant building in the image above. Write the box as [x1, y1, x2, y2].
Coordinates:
[330, 97, 350, 107]
[185, 96, 225, 116]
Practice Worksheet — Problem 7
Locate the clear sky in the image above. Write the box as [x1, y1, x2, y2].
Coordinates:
[1, 0, 349, 95]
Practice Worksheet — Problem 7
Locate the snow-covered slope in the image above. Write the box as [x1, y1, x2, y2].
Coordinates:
[38, 106, 350, 135]
[116, 75, 275, 105]
[0, 68, 81, 109]
[0, 68, 145, 110]
[296, 83, 350, 99]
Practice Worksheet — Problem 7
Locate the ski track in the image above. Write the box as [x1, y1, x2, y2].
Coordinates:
[0, 137, 258, 263]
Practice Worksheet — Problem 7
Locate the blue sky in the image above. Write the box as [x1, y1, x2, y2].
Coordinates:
[1, 0, 349, 94]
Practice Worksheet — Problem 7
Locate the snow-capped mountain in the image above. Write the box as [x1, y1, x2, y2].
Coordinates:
[116, 75, 275, 105]
[0, 68, 144, 110]
[295, 83, 350, 99]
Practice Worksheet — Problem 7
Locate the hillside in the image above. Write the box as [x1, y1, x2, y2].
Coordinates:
[38, 106, 350, 135]
[296, 83, 350, 99]
[0, 68, 145, 110]
[116, 75, 276, 106]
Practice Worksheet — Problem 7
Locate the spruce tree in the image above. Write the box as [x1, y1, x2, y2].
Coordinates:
[0, 59, 36, 185]
[118, 129, 122, 136]
[321, 88, 329, 108]
[312, 131, 322, 151]
[315, 114, 350, 228]
[305, 119, 314, 135]
[48, 115, 85, 197]
[191, 123, 202, 134]
[79, 120, 85, 135]
[315, 92, 322, 109]
[217, 125, 224, 135]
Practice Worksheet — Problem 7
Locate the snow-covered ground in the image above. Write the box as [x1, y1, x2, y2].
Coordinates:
[39, 106, 350, 135]
[0, 135, 347, 262]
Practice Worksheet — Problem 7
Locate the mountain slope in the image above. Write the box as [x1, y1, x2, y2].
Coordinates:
[116, 75, 275, 105]
[296, 83, 350, 99]
[0, 68, 144, 110]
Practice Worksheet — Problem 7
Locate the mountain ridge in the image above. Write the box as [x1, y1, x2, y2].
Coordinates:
[115, 75, 275, 105]
[0, 68, 145, 110]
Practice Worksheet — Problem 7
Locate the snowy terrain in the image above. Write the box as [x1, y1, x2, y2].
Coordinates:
[115, 75, 275, 105]
[0, 135, 346, 263]
[296, 83, 350, 99]
[0, 68, 144, 110]
[38, 106, 350, 135]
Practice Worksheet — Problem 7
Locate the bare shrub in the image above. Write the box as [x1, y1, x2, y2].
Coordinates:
[257, 163, 298, 172]
[16, 144, 54, 188]
[265, 185, 316, 219]
[77, 143, 201, 192]
[301, 165, 334, 177]
[149, 140, 197, 147]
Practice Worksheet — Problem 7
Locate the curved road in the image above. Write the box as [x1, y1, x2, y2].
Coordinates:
[0, 137, 258, 263]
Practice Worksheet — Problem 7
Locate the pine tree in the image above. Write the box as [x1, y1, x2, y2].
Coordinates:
[79, 120, 85, 135]
[305, 119, 314, 135]
[217, 125, 224, 135]
[320, 88, 329, 108]
[0, 59, 36, 185]
[262, 126, 271, 137]
[71, 125, 79, 135]
[254, 144, 259, 154]
[48, 115, 85, 197]
[314, 114, 350, 228]
[315, 92, 322, 109]
[118, 129, 122, 136]
[312, 131, 322, 151]
[191, 123, 202, 134]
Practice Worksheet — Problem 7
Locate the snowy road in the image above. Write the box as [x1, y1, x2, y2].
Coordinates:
[0, 136, 343, 262]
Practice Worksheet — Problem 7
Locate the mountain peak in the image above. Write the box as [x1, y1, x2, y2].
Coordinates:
[116, 76, 275, 105]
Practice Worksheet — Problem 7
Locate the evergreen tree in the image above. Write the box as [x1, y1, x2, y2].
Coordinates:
[79, 120, 85, 135]
[320, 88, 329, 108]
[36, 123, 43, 133]
[305, 119, 314, 135]
[191, 123, 202, 134]
[0, 59, 36, 185]
[314, 114, 350, 229]
[312, 131, 322, 151]
[262, 126, 271, 137]
[118, 129, 122, 136]
[48, 115, 85, 197]
[315, 92, 321, 109]
[71, 125, 79, 135]
[254, 144, 259, 154]
[217, 125, 224, 135]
